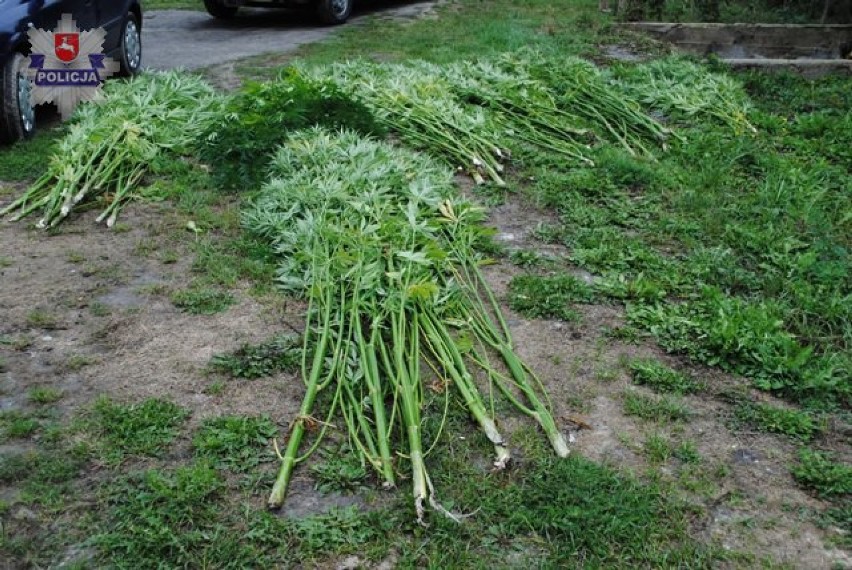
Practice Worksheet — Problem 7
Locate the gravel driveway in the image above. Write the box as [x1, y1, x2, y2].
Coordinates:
[141, 2, 438, 71]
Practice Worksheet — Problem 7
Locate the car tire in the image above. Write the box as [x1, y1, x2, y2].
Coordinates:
[317, 0, 352, 25]
[118, 13, 143, 77]
[0, 53, 36, 144]
[204, 0, 238, 19]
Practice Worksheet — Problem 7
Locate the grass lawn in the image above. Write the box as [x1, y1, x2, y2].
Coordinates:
[0, 0, 849, 568]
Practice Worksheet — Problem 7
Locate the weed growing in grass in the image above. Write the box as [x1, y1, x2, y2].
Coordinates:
[28, 387, 63, 405]
[311, 447, 369, 494]
[515, 70, 852, 411]
[508, 248, 552, 268]
[0, 334, 31, 351]
[602, 325, 643, 344]
[0, 411, 40, 440]
[735, 402, 823, 441]
[0, 128, 64, 181]
[91, 397, 188, 464]
[92, 419, 721, 567]
[627, 291, 843, 402]
[193, 415, 277, 472]
[95, 463, 253, 568]
[26, 309, 58, 330]
[0, 445, 88, 508]
[65, 354, 97, 371]
[89, 302, 110, 317]
[94, 461, 392, 568]
[675, 440, 702, 464]
[171, 286, 235, 315]
[623, 391, 690, 422]
[208, 334, 301, 379]
[508, 273, 594, 321]
[792, 449, 852, 498]
[629, 358, 702, 395]
[644, 433, 673, 464]
[65, 251, 86, 264]
[817, 504, 852, 549]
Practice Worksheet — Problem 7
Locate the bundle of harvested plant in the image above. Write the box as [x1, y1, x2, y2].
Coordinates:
[499, 52, 672, 155]
[244, 128, 568, 522]
[611, 57, 756, 134]
[1, 72, 223, 227]
[306, 52, 672, 183]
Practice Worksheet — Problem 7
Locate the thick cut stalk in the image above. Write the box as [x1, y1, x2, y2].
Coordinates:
[268, 291, 333, 508]
[390, 308, 429, 523]
[361, 319, 396, 488]
[498, 346, 569, 458]
[420, 311, 510, 468]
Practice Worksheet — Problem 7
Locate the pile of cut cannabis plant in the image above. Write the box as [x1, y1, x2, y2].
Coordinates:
[307, 51, 671, 185]
[1, 72, 223, 227]
[244, 128, 568, 522]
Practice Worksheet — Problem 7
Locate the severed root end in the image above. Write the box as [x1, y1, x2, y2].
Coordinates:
[549, 431, 571, 458]
[415, 496, 427, 526]
[493, 445, 511, 470]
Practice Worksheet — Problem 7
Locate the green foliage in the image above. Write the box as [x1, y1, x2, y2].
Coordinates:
[518, 66, 851, 410]
[628, 289, 845, 401]
[508, 249, 551, 268]
[623, 391, 690, 422]
[28, 387, 63, 405]
[310, 449, 368, 494]
[95, 463, 389, 568]
[644, 433, 673, 464]
[91, 398, 188, 463]
[0, 411, 40, 440]
[603, 325, 643, 344]
[613, 57, 754, 132]
[0, 446, 88, 507]
[2, 72, 223, 228]
[0, 128, 64, 181]
[209, 334, 301, 379]
[26, 309, 59, 329]
[508, 273, 594, 320]
[817, 503, 852, 549]
[171, 286, 236, 315]
[640, 0, 838, 24]
[629, 358, 701, 395]
[95, 463, 254, 568]
[200, 67, 385, 189]
[792, 449, 852, 498]
[423, 450, 717, 567]
[674, 440, 702, 464]
[735, 402, 823, 441]
[193, 415, 277, 472]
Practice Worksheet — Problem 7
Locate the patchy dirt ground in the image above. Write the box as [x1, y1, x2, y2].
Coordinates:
[1, 177, 848, 567]
[482, 193, 851, 569]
